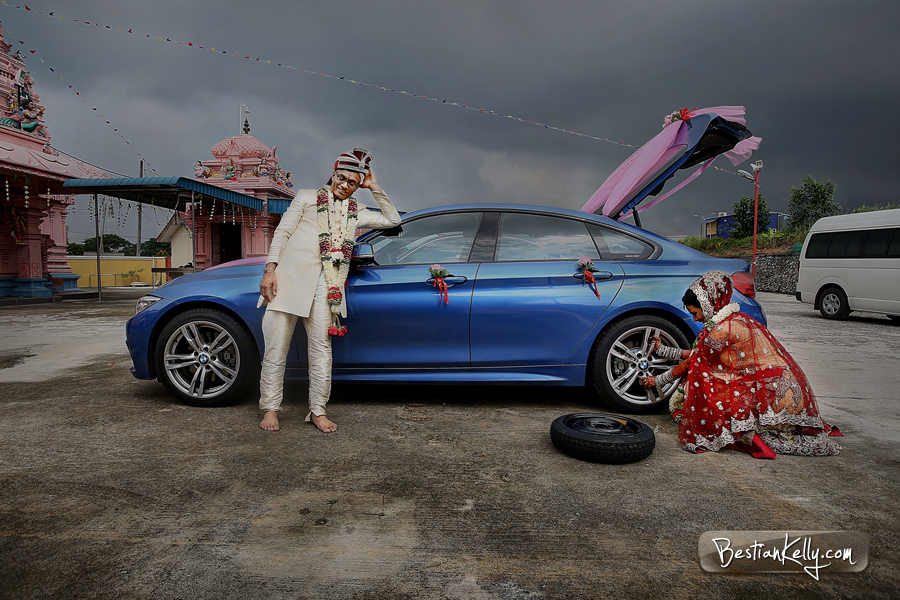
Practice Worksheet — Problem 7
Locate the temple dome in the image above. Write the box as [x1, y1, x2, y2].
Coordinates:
[210, 134, 271, 159]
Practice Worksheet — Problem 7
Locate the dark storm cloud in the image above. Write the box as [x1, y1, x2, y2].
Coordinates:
[4, 0, 898, 242]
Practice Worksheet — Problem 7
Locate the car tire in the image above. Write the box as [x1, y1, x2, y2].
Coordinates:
[590, 315, 690, 414]
[154, 308, 260, 407]
[819, 286, 851, 320]
[550, 413, 655, 463]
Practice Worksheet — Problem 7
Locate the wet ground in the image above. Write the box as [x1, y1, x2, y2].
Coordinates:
[0, 291, 898, 599]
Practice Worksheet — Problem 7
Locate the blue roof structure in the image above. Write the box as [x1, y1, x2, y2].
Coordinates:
[266, 198, 291, 215]
[63, 177, 265, 211]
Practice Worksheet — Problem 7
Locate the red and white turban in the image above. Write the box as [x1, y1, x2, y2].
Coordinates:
[334, 147, 372, 175]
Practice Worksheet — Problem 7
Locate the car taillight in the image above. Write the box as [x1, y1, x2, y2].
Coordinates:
[732, 271, 755, 299]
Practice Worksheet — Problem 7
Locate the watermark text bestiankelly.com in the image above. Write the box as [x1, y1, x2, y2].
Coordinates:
[698, 531, 869, 580]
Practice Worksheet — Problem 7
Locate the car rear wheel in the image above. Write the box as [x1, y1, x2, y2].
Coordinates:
[590, 315, 690, 414]
[819, 286, 850, 320]
[154, 308, 260, 407]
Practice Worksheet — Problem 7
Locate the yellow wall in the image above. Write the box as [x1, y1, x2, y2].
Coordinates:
[67, 256, 169, 288]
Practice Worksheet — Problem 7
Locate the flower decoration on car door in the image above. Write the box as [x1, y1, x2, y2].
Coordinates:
[428, 264, 450, 304]
[574, 257, 602, 300]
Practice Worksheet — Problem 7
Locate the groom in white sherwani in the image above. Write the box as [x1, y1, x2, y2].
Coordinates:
[257, 148, 401, 432]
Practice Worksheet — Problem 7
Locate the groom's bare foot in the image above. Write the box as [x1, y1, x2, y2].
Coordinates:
[260, 411, 280, 431]
[310, 413, 337, 433]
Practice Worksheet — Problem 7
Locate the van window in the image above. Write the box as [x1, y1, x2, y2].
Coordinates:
[828, 231, 865, 257]
[864, 229, 891, 257]
[805, 233, 831, 258]
[828, 232, 848, 257]
[807, 228, 897, 259]
[889, 229, 900, 258]
[846, 231, 864, 257]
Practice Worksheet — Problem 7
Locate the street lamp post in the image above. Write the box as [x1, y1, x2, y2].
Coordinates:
[738, 160, 764, 279]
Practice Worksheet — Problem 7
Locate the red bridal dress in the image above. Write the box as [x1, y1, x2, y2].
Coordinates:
[677, 312, 841, 458]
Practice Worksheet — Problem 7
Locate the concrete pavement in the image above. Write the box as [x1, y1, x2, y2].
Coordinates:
[0, 292, 897, 599]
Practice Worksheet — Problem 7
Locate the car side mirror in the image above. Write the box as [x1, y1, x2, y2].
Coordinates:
[351, 242, 375, 265]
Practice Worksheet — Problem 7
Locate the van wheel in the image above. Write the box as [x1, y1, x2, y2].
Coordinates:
[819, 287, 850, 320]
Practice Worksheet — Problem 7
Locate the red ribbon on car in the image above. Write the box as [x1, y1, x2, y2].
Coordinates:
[583, 271, 601, 300]
[433, 277, 449, 304]
[679, 107, 698, 121]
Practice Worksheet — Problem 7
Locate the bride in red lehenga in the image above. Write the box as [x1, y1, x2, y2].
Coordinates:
[643, 271, 842, 458]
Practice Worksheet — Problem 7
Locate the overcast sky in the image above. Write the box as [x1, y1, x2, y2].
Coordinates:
[4, 0, 898, 243]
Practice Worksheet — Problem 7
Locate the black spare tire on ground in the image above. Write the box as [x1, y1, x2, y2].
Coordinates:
[550, 413, 655, 463]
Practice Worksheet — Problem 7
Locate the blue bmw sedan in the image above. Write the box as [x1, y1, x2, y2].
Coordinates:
[126, 204, 764, 414]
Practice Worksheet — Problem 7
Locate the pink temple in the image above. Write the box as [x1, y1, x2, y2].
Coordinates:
[0, 23, 112, 297]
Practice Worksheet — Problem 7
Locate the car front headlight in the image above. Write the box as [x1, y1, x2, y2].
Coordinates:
[135, 295, 162, 315]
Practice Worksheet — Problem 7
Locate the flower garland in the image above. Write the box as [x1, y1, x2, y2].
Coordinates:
[316, 186, 358, 336]
[706, 302, 740, 329]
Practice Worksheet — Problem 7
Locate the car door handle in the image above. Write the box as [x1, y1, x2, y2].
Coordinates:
[573, 271, 613, 281]
[426, 276, 468, 286]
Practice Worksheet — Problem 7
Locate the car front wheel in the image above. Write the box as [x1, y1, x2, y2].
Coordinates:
[154, 308, 260, 407]
[590, 315, 690, 414]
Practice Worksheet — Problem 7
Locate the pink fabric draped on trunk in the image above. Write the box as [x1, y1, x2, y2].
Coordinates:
[582, 106, 762, 218]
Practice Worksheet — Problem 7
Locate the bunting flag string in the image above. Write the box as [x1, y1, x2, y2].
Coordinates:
[4, 22, 161, 176]
[1, 2, 641, 149]
[2, 2, 754, 183]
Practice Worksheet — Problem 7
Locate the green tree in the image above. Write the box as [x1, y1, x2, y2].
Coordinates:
[67, 242, 84, 255]
[787, 175, 840, 231]
[81, 234, 137, 255]
[140, 237, 171, 257]
[731, 193, 771, 239]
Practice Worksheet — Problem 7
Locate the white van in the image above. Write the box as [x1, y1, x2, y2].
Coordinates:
[796, 209, 900, 320]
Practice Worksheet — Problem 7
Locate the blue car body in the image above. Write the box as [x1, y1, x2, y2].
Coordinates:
[126, 203, 764, 409]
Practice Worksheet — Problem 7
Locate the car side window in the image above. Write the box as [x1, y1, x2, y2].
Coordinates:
[495, 213, 598, 261]
[587, 224, 654, 260]
[369, 212, 481, 265]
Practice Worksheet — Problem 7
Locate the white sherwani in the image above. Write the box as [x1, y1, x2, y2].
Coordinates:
[262, 188, 401, 317]
[259, 187, 401, 417]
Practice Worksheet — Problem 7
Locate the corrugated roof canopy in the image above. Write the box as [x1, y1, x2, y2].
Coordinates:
[266, 198, 291, 214]
[63, 176, 265, 211]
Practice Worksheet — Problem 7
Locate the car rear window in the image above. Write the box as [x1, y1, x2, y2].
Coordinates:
[587, 224, 654, 260]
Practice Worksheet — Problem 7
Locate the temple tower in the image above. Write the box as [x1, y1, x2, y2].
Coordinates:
[177, 120, 296, 269]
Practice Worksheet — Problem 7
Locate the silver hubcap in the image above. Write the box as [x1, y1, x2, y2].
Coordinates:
[606, 325, 682, 406]
[822, 293, 840, 315]
[163, 320, 240, 399]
